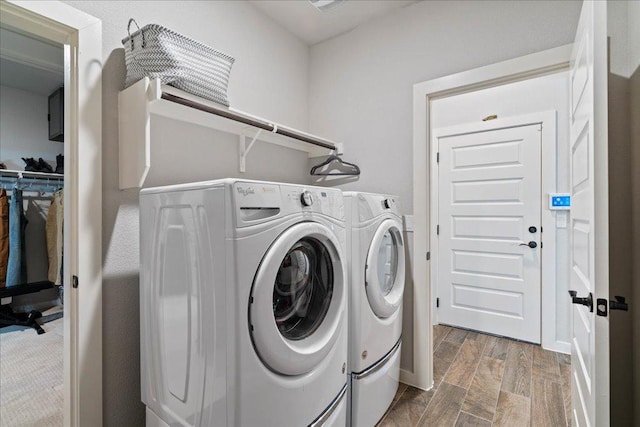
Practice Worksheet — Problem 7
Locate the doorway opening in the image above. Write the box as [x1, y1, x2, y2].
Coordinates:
[0, 2, 102, 425]
[407, 44, 572, 391]
[0, 23, 66, 424]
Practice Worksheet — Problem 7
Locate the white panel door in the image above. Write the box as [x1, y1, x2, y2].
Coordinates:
[437, 124, 542, 343]
[569, 1, 609, 426]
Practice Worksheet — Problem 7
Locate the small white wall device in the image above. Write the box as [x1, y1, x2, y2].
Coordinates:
[549, 193, 571, 210]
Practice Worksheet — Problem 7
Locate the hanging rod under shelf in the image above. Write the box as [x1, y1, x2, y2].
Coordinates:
[0, 169, 64, 181]
[160, 92, 336, 151]
[0, 170, 64, 193]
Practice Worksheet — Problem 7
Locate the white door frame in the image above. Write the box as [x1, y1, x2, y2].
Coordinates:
[431, 111, 558, 347]
[0, 1, 103, 425]
[409, 44, 572, 390]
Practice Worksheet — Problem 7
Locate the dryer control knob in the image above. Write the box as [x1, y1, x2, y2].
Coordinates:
[383, 198, 393, 209]
[301, 191, 314, 207]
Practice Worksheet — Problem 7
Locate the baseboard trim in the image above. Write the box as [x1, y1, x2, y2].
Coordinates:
[544, 340, 571, 355]
[399, 369, 431, 391]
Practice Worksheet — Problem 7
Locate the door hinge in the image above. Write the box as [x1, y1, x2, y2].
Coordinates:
[436, 152, 440, 163]
[436, 225, 440, 235]
[72, 275, 79, 289]
[609, 296, 629, 312]
[426, 252, 431, 261]
[436, 297, 440, 308]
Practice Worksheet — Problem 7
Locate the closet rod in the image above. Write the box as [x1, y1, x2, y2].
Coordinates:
[161, 92, 337, 151]
[0, 169, 64, 181]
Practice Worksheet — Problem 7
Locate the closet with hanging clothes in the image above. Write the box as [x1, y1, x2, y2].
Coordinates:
[0, 171, 64, 332]
[0, 24, 66, 329]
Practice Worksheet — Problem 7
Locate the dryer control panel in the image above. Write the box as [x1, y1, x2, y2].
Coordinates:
[344, 192, 401, 223]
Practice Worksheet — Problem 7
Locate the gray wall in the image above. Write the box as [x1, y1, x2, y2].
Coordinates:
[308, 0, 582, 213]
[631, 64, 640, 427]
[62, 1, 312, 424]
[0, 85, 63, 170]
[626, 4, 640, 422]
[608, 72, 633, 426]
[608, 2, 639, 423]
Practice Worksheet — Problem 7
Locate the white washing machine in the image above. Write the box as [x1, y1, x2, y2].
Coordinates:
[140, 179, 349, 427]
[344, 192, 405, 427]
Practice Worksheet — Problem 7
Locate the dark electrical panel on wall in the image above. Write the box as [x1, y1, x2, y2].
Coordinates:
[48, 87, 64, 142]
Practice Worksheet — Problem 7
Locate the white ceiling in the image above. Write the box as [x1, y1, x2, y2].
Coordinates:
[0, 58, 64, 96]
[249, 0, 421, 45]
[0, 26, 64, 96]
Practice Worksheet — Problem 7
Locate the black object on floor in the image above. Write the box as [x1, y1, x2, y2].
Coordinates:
[0, 307, 45, 334]
[0, 281, 55, 335]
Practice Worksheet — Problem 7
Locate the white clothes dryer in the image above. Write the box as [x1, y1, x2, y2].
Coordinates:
[344, 192, 405, 427]
[140, 179, 349, 427]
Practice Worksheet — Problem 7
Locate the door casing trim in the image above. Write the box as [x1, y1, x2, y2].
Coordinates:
[407, 44, 572, 390]
[0, 1, 103, 425]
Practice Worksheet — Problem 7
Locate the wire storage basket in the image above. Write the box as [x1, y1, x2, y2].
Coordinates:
[122, 19, 235, 106]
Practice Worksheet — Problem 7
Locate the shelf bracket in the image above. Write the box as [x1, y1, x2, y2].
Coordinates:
[239, 129, 264, 173]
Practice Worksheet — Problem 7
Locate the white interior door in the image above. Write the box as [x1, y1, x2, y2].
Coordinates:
[437, 124, 542, 343]
[569, 1, 609, 426]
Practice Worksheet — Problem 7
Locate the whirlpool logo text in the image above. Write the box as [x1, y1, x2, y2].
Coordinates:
[236, 186, 255, 196]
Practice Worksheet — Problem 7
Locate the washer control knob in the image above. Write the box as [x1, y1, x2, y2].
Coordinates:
[300, 191, 314, 207]
[383, 198, 393, 209]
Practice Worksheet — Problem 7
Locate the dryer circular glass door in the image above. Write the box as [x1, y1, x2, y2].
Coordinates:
[250, 222, 346, 376]
[365, 219, 405, 318]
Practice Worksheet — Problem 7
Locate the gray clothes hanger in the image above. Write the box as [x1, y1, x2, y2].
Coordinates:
[310, 151, 360, 176]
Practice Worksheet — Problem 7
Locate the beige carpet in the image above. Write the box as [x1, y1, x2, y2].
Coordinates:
[0, 316, 64, 426]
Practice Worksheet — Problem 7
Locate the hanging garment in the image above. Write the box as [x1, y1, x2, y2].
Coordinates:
[6, 189, 27, 286]
[0, 190, 8, 287]
[46, 190, 64, 285]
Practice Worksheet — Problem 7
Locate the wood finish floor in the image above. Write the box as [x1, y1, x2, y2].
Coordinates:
[378, 325, 571, 427]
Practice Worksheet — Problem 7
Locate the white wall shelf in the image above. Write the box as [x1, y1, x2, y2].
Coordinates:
[118, 77, 340, 189]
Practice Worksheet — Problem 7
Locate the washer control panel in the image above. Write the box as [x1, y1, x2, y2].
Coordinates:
[233, 181, 344, 226]
[300, 191, 314, 207]
[282, 187, 342, 217]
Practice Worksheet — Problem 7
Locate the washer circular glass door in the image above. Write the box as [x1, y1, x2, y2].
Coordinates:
[250, 222, 346, 376]
[365, 218, 405, 318]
